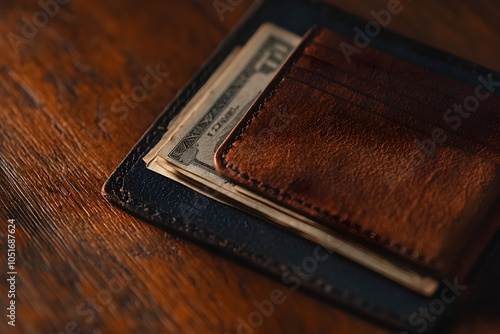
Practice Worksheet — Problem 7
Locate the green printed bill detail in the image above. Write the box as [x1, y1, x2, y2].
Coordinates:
[143, 23, 438, 296]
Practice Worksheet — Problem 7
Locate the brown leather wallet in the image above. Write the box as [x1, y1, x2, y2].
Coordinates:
[215, 26, 500, 281]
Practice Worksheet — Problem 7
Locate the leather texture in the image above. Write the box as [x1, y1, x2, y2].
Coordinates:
[103, 0, 500, 332]
[215, 26, 500, 280]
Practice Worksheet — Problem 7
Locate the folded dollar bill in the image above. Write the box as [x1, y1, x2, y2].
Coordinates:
[144, 23, 439, 296]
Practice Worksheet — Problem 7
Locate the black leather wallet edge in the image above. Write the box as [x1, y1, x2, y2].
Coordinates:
[103, 1, 500, 332]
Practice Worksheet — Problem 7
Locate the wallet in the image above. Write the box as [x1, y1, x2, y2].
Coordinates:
[215, 26, 500, 284]
[103, 0, 500, 332]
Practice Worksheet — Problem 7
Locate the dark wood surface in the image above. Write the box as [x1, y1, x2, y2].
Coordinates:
[0, 0, 499, 333]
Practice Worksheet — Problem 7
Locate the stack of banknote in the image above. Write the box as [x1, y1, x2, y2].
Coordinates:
[143, 24, 438, 296]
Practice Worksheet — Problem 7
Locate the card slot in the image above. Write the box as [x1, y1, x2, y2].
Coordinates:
[294, 57, 437, 111]
[285, 69, 500, 162]
[220, 77, 500, 277]
[293, 57, 500, 152]
[314, 30, 394, 69]
[313, 29, 500, 111]
[286, 69, 440, 137]
[301, 48, 462, 113]
[303, 43, 500, 117]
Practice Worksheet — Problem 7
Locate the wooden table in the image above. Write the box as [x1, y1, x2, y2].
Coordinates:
[1, 0, 499, 333]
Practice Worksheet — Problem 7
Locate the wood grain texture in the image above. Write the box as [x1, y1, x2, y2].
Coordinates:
[0, 0, 498, 333]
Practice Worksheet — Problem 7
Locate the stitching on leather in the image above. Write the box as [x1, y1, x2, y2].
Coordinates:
[219, 29, 435, 267]
[106, 28, 416, 323]
[118, 197, 407, 323]
[104, 4, 500, 322]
